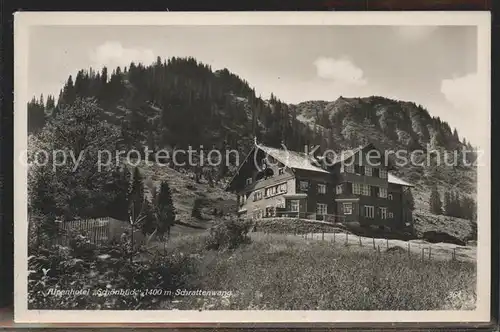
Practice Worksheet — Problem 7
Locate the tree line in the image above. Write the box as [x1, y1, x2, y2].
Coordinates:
[429, 186, 476, 221]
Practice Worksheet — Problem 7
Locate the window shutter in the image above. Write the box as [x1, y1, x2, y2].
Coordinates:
[346, 183, 352, 194]
[360, 165, 365, 175]
[373, 168, 380, 178]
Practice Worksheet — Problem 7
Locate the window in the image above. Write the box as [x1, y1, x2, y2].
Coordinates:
[254, 191, 263, 201]
[253, 209, 263, 219]
[278, 168, 285, 175]
[343, 164, 355, 173]
[317, 203, 328, 215]
[290, 200, 300, 212]
[379, 169, 387, 179]
[265, 206, 275, 217]
[388, 212, 394, 218]
[299, 180, 309, 192]
[317, 184, 327, 194]
[380, 207, 387, 219]
[336, 184, 343, 194]
[343, 202, 353, 215]
[246, 177, 252, 185]
[365, 166, 372, 176]
[361, 184, 371, 196]
[279, 183, 288, 193]
[388, 194, 393, 200]
[353, 183, 362, 195]
[379, 188, 388, 198]
[354, 165, 362, 174]
[364, 205, 375, 218]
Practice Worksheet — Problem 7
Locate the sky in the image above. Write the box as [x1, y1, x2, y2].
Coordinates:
[28, 25, 481, 144]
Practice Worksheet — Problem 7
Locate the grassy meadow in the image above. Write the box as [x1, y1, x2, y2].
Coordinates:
[158, 232, 476, 311]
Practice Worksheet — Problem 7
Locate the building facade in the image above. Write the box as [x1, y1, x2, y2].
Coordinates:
[226, 142, 414, 230]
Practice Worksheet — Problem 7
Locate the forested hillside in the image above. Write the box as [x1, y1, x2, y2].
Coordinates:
[27, 56, 478, 238]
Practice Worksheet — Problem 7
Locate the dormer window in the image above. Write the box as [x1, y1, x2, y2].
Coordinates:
[246, 178, 252, 185]
[278, 168, 285, 175]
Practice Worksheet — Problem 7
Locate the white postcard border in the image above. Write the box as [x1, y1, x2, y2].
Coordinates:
[14, 11, 491, 324]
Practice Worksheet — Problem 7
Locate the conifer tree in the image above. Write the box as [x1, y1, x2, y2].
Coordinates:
[128, 167, 145, 223]
[403, 189, 415, 211]
[154, 180, 176, 239]
[191, 198, 203, 219]
[429, 186, 442, 215]
[443, 191, 452, 216]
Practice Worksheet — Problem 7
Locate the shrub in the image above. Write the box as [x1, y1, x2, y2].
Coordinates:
[205, 218, 252, 250]
[28, 234, 198, 310]
[191, 198, 203, 219]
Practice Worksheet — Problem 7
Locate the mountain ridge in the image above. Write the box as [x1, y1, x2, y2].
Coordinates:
[27, 57, 477, 236]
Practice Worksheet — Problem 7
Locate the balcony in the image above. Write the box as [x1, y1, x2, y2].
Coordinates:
[269, 209, 346, 223]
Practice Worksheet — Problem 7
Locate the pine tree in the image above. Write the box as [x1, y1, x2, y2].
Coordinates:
[128, 167, 145, 223]
[429, 186, 442, 215]
[107, 166, 131, 221]
[155, 180, 176, 239]
[139, 199, 156, 235]
[27, 96, 46, 134]
[403, 189, 415, 211]
[191, 198, 203, 219]
[46, 95, 56, 110]
[443, 191, 452, 216]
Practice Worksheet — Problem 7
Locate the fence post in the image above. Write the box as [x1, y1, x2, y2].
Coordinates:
[322, 231, 324, 241]
[359, 236, 362, 247]
[345, 232, 348, 245]
[421, 248, 424, 261]
[428, 247, 432, 260]
[408, 242, 411, 257]
[386, 239, 389, 249]
[453, 248, 456, 260]
[333, 232, 336, 243]
[372, 237, 376, 249]
[377, 245, 380, 254]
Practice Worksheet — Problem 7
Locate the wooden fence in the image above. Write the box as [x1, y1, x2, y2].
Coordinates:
[55, 217, 122, 246]
[257, 230, 475, 262]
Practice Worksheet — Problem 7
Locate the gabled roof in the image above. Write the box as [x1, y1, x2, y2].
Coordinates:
[225, 141, 414, 191]
[256, 144, 329, 174]
[388, 173, 414, 187]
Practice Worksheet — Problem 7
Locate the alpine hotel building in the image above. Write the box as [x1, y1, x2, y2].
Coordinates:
[226, 141, 414, 230]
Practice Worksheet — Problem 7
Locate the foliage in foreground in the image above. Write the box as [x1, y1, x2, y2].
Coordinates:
[178, 234, 476, 311]
[204, 218, 252, 250]
[29, 230, 475, 311]
[28, 233, 196, 310]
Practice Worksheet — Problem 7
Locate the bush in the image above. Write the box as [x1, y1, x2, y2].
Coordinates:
[28, 234, 198, 310]
[205, 218, 252, 250]
[191, 198, 203, 219]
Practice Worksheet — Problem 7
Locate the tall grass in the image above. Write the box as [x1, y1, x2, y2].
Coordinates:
[166, 233, 476, 310]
